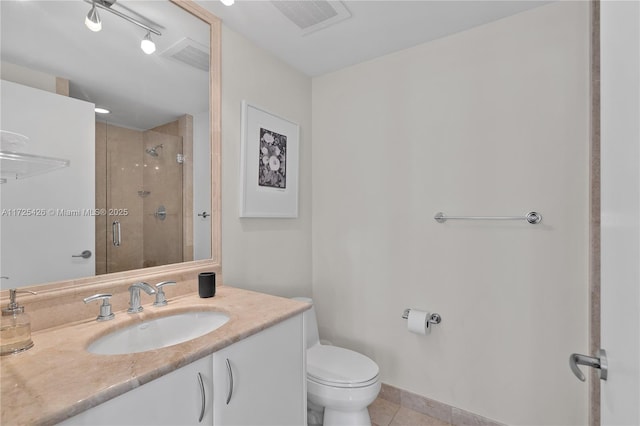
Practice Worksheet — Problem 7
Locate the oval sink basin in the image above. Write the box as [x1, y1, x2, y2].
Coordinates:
[87, 311, 229, 355]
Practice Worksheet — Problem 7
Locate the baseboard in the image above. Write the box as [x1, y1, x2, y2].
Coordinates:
[379, 383, 505, 426]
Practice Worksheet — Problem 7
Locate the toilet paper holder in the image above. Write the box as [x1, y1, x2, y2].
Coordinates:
[402, 309, 442, 325]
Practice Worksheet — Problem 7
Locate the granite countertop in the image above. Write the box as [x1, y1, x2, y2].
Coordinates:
[0, 286, 310, 426]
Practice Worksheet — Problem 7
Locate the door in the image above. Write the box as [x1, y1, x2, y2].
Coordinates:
[0, 80, 95, 286]
[212, 315, 305, 426]
[600, 1, 639, 424]
[60, 355, 213, 425]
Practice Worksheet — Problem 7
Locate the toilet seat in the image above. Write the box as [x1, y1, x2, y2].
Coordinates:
[307, 345, 379, 389]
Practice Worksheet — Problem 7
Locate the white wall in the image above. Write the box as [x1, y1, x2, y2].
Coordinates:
[0, 62, 57, 94]
[311, 3, 590, 425]
[221, 26, 312, 297]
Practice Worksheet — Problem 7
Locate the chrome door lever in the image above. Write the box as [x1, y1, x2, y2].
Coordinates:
[72, 250, 92, 259]
[570, 349, 608, 381]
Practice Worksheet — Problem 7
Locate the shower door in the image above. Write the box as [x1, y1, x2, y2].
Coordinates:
[99, 124, 183, 274]
[99, 123, 144, 274]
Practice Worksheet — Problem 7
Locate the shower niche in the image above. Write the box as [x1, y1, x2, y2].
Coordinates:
[95, 115, 193, 274]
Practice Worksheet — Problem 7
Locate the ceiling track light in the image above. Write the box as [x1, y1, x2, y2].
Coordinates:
[220, 0, 235, 6]
[83, 0, 162, 53]
[140, 31, 156, 55]
[85, 1, 102, 32]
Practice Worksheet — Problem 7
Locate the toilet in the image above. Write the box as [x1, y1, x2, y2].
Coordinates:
[294, 297, 381, 426]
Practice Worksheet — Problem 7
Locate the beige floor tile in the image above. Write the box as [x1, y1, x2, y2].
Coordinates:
[369, 397, 401, 426]
[390, 407, 451, 426]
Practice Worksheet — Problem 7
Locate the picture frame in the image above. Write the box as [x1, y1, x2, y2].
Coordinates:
[239, 101, 300, 218]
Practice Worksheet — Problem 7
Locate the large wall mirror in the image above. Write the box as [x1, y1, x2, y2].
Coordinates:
[0, 0, 220, 289]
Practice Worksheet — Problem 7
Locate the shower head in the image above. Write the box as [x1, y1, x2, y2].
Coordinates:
[145, 144, 163, 157]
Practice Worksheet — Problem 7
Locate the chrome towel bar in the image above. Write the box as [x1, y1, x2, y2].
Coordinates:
[434, 211, 542, 224]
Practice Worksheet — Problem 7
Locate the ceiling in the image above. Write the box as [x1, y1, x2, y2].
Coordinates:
[1, 1, 549, 130]
[197, 0, 550, 77]
[1, 0, 210, 130]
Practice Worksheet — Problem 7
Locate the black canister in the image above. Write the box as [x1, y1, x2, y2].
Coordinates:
[198, 272, 216, 298]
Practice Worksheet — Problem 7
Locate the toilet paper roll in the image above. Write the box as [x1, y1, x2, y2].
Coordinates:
[407, 309, 431, 335]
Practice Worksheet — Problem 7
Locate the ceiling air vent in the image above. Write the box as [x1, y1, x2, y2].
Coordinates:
[160, 38, 209, 72]
[270, 0, 351, 35]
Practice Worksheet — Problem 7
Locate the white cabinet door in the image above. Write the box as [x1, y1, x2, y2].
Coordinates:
[212, 314, 305, 426]
[61, 355, 213, 426]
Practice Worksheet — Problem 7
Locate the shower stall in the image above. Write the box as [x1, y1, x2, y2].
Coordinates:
[95, 117, 191, 274]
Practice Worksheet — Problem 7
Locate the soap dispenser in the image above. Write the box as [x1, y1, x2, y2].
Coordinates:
[1, 288, 36, 355]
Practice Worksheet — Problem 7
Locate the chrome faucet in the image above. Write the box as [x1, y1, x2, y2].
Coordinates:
[127, 282, 156, 313]
[83, 293, 115, 321]
[153, 281, 177, 307]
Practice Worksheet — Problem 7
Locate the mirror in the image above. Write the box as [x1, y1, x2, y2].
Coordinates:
[0, 0, 218, 288]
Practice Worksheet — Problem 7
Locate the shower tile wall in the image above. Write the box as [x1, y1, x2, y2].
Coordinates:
[152, 115, 194, 262]
[142, 130, 183, 268]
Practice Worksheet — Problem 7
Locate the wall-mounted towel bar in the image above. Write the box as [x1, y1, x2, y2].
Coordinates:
[434, 211, 542, 224]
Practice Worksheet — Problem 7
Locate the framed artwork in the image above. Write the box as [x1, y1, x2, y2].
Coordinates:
[239, 101, 299, 218]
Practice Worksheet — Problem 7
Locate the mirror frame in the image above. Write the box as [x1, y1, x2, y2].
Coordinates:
[2, 0, 221, 295]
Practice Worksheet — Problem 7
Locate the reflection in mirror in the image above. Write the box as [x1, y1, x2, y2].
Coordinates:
[0, 0, 212, 288]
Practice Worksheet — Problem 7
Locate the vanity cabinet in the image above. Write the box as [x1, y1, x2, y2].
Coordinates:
[60, 314, 304, 426]
[60, 355, 214, 426]
[212, 314, 305, 426]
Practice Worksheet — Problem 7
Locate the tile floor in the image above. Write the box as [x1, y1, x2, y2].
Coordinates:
[368, 397, 450, 426]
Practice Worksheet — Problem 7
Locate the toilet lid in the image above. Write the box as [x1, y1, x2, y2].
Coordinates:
[307, 345, 379, 386]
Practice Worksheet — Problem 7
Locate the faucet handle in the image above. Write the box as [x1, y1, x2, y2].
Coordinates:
[83, 293, 115, 321]
[154, 281, 177, 307]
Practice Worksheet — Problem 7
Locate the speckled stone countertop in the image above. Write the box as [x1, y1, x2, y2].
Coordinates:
[0, 286, 309, 426]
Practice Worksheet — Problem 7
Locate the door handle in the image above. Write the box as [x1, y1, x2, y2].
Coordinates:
[72, 250, 92, 259]
[570, 349, 608, 381]
[112, 221, 121, 246]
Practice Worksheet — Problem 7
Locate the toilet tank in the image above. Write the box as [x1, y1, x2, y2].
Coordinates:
[292, 297, 320, 348]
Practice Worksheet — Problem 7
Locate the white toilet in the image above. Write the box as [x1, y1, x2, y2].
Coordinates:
[294, 297, 381, 426]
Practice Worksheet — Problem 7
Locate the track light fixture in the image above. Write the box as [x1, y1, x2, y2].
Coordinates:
[85, 0, 102, 32]
[83, 0, 161, 54]
[140, 31, 156, 55]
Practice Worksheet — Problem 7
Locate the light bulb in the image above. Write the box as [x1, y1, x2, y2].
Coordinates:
[85, 3, 102, 32]
[141, 32, 156, 55]
[220, 0, 234, 6]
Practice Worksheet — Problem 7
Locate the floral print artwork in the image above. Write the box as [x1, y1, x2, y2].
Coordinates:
[258, 127, 287, 189]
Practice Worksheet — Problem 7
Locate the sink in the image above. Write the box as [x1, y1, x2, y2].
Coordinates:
[87, 311, 229, 355]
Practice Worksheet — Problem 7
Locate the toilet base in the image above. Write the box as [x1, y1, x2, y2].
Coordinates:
[323, 407, 371, 426]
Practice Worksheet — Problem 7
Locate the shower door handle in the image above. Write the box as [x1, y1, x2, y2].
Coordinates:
[112, 221, 121, 247]
[570, 349, 608, 381]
